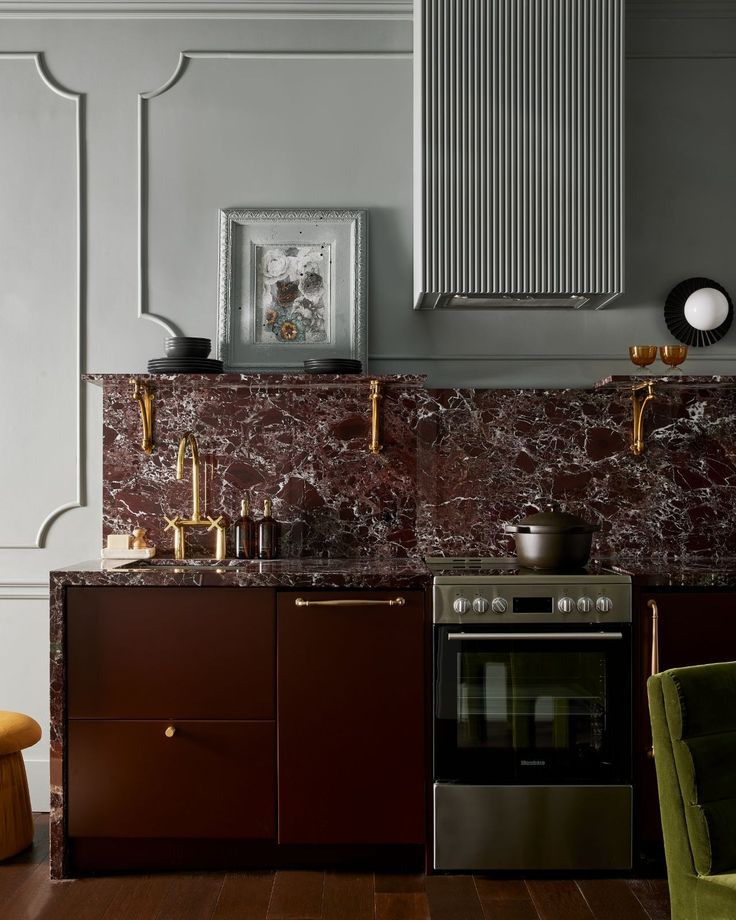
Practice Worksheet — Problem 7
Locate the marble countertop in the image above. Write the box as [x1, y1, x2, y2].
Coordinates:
[51, 555, 736, 591]
[50, 557, 432, 590]
[607, 558, 736, 589]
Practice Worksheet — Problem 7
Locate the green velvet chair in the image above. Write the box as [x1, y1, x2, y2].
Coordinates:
[648, 662, 736, 920]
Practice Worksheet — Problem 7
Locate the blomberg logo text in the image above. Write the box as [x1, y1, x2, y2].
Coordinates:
[520, 760, 546, 766]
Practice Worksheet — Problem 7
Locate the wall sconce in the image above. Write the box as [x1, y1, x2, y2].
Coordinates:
[665, 277, 733, 347]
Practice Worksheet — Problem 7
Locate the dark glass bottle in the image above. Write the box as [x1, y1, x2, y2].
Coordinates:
[258, 499, 278, 560]
[234, 497, 255, 559]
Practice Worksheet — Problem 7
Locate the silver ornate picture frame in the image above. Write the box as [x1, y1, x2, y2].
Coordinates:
[217, 208, 367, 371]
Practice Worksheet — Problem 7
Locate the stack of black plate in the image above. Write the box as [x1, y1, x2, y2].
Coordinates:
[304, 358, 362, 374]
[148, 336, 224, 374]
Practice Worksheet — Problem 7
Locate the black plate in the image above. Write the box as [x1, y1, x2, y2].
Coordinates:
[148, 358, 223, 373]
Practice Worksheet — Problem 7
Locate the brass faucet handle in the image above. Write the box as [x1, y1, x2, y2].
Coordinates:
[163, 515, 182, 532]
[206, 515, 225, 532]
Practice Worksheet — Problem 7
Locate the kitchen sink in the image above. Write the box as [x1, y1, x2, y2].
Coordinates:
[120, 558, 255, 571]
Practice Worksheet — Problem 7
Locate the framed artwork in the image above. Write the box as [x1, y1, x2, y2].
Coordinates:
[217, 208, 367, 371]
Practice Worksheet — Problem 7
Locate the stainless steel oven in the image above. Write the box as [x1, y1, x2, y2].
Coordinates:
[429, 561, 633, 871]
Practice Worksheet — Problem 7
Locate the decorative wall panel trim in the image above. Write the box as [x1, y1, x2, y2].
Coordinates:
[0, 0, 412, 17]
[0, 582, 50, 599]
[138, 49, 411, 338]
[0, 53, 85, 549]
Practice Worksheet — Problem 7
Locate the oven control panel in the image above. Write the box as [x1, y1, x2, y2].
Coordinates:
[434, 577, 632, 625]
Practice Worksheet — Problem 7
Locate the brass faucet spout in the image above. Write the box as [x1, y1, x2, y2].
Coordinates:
[176, 432, 201, 521]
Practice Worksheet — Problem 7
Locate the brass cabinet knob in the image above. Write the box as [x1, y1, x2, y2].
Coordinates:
[164, 725, 176, 738]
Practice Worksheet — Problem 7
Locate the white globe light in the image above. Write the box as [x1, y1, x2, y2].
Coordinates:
[683, 287, 729, 331]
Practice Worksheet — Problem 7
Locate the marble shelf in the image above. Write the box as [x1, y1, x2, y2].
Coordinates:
[84, 373, 426, 390]
[595, 374, 736, 390]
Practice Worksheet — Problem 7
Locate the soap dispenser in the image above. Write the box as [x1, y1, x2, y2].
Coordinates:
[258, 499, 279, 560]
[234, 497, 255, 559]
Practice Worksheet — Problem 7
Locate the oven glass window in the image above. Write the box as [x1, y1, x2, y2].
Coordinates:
[435, 630, 630, 783]
[458, 650, 606, 760]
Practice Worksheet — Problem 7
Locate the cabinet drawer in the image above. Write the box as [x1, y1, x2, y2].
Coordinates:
[68, 720, 275, 839]
[67, 587, 274, 719]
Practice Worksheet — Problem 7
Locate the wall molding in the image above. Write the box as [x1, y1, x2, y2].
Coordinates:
[138, 49, 412, 339]
[0, 1, 733, 20]
[0, 581, 50, 599]
[0, 0, 411, 18]
[0, 53, 85, 549]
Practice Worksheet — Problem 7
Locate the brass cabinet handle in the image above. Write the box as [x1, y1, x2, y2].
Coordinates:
[164, 725, 176, 738]
[369, 379, 383, 454]
[294, 596, 406, 608]
[647, 598, 660, 757]
[648, 599, 660, 676]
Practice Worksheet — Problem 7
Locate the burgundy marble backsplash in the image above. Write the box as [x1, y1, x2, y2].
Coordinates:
[96, 374, 736, 561]
[100, 374, 424, 558]
[417, 385, 736, 561]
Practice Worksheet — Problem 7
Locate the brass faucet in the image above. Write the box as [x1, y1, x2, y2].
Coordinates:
[164, 432, 227, 560]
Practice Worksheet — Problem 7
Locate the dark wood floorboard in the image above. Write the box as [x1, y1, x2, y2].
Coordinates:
[576, 880, 652, 920]
[526, 880, 595, 920]
[0, 818, 674, 920]
[212, 872, 275, 920]
[375, 873, 426, 893]
[322, 872, 374, 920]
[626, 879, 672, 920]
[425, 876, 484, 920]
[267, 870, 324, 919]
[155, 872, 225, 920]
[475, 879, 540, 920]
[100, 875, 175, 920]
[374, 892, 431, 920]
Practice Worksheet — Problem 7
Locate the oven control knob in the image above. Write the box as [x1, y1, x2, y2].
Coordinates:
[577, 596, 594, 614]
[473, 597, 490, 614]
[558, 596, 575, 614]
[596, 596, 614, 613]
[453, 597, 471, 615]
[490, 597, 508, 615]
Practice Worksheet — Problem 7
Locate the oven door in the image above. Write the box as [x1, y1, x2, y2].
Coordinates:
[434, 624, 631, 784]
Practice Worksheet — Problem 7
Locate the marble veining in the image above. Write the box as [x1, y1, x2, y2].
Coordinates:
[99, 375, 424, 559]
[417, 386, 736, 561]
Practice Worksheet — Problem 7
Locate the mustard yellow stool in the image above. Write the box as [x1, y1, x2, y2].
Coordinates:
[0, 711, 41, 860]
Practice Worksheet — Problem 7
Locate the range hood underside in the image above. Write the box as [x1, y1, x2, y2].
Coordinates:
[416, 292, 621, 311]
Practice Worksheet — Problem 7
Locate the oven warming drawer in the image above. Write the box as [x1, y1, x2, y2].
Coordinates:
[434, 783, 632, 871]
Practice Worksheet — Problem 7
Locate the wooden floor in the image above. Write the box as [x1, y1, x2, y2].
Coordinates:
[0, 817, 671, 920]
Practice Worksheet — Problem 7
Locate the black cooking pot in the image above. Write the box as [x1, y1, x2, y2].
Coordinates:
[504, 510, 600, 570]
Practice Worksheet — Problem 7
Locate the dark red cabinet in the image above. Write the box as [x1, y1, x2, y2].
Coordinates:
[66, 586, 277, 849]
[276, 590, 425, 845]
[67, 586, 275, 720]
[68, 720, 275, 839]
[635, 589, 736, 854]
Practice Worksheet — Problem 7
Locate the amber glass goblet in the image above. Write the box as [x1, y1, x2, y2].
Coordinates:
[628, 345, 658, 375]
[660, 344, 688, 375]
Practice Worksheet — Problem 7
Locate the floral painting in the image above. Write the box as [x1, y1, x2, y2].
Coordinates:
[217, 208, 366, 371]
[255, 244, 331, 345]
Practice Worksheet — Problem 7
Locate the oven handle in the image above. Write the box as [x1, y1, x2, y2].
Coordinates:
[447, 632, 624, 641]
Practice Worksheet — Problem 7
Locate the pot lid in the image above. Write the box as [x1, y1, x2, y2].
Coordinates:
[505, 510, 600, 534]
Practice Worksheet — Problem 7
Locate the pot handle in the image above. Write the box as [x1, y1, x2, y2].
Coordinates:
[505, 524, 601, 534]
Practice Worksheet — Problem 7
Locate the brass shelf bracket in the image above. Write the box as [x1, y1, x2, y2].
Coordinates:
[130, 378, 154, 454]
[369, 379, 383, 454]
[631, 381, 656, 455]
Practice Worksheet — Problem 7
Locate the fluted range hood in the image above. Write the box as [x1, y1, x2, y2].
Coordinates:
[413, 0, 622, 310]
